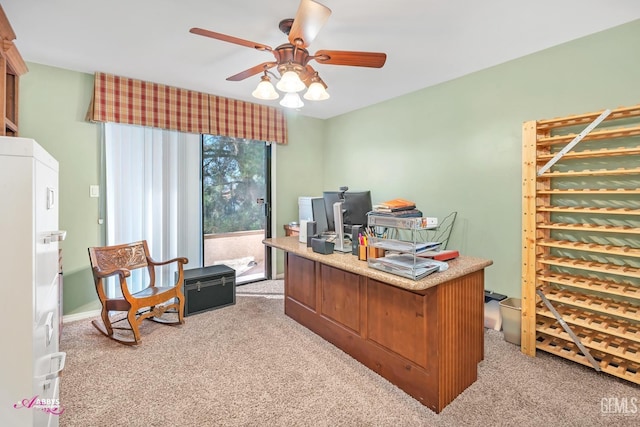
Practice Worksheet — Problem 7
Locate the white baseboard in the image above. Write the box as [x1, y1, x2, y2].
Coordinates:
[63, 309, 101, 323]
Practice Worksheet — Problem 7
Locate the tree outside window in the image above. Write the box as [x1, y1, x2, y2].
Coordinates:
[202, 135, 265, 234]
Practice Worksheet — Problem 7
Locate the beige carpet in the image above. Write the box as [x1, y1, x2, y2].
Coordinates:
[58, 283, 639, 426]
[235, 279, 284, 299]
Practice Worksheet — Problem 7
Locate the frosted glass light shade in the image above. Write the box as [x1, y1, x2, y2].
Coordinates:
[276, 70, 305, 93]
[252, 79, 279, 100]
[279, 92, 304, 109]
[303, 82, 330, 101]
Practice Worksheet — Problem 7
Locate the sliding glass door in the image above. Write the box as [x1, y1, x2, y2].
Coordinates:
[201, 135, 271, 284]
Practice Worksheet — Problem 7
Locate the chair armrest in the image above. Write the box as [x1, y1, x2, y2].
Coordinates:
[92, 266, 131, 279]
[147, 256, 189, 267]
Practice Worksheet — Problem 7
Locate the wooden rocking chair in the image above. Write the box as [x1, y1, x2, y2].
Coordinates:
[88, 240, 188, 345]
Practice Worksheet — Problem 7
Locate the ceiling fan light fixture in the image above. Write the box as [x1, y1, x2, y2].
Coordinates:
[276, 70, 306, 93]
[303, 81, 330, 101]
[279, 92, 304, 109]
[191, 0, 387, 110]
[251, 75, 279, 100]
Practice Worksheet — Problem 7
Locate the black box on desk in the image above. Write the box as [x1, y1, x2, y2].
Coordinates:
[181, 265, 236, 316]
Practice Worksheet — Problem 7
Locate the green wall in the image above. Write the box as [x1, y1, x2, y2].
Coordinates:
[19, 63, 102, 314]
[323, 19, 640, 296]
[273, 113, 326, 270]
[18, 19, 640, 314]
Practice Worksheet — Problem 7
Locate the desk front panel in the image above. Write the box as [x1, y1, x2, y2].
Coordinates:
[285, 254, 316, 310]
[283, 251, 484, 413]
[366, 278, 431, 369]
[319, 264, 362, 334]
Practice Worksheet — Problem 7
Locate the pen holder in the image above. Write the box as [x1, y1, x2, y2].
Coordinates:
[358, 245, 368, 261]
[368, 246, 385, 259]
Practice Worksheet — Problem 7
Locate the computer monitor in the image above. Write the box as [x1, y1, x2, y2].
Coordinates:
[310, 197, 329, 235]
[323, 190, 372, 232]
[322, 191, 342, 231]
[344, 191, 373, 228]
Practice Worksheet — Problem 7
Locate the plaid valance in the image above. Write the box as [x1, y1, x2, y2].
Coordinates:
[88, 72, 288, 144]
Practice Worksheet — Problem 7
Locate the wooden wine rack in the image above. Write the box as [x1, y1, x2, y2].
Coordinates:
[522, 104, 640, 384]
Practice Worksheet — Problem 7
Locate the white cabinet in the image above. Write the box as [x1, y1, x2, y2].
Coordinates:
[0, 137, 65, 427]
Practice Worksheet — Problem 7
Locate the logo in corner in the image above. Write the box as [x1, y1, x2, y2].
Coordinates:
[13, 395, 64, 415]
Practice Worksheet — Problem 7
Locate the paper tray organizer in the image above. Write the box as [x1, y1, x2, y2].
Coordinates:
[367, 214, 440, 280]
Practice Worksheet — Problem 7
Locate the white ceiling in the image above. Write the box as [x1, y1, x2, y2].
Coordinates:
[3, 0, 640, 119]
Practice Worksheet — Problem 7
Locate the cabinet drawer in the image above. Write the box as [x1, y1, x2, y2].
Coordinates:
[31, 351, 65, 426]
[35, 274, 58, 327]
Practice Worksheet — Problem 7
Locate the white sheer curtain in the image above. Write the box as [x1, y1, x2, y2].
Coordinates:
[104, 122, 202, 297]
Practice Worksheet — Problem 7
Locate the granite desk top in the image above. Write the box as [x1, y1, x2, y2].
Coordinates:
[263, 236, 493, 292]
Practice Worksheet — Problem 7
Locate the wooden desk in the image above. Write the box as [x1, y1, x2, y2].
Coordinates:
[263, 236, 492, 413]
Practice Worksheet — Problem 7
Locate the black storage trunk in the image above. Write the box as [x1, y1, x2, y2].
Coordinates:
[181, 265, 236, 316]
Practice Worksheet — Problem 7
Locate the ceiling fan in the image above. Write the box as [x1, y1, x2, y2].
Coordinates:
[189, 0, 387, 108]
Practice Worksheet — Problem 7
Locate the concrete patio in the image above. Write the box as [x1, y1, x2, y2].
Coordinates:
[204, 230, 266, 283]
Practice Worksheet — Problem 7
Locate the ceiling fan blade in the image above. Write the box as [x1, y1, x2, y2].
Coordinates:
[189, 27, 272, 52]
[288, 0, 332, 48]
[314, 50, 387, 68]
[226, 62, 277, 82]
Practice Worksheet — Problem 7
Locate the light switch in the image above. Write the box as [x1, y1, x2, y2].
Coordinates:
[90, 185, 100, 198]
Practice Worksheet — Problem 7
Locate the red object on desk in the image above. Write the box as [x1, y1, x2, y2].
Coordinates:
[433, 250, 459, 261]
[418, 249, 460, 261]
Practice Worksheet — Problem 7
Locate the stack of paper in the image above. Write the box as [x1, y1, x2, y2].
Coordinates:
[369, 255, 440, 279]
[373, 240, 441, 253]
